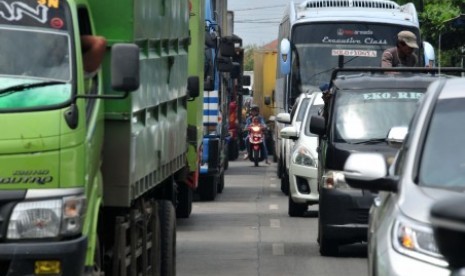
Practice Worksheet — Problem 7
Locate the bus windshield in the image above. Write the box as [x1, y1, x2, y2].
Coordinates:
[290, 23, 420, 94]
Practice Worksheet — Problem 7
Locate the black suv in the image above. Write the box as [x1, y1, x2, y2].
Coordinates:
[310, 67, 462, 256]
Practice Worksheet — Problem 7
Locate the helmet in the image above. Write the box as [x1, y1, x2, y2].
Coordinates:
[250, 104, 259, 112]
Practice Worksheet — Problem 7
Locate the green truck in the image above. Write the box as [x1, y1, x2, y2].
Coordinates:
[0, 0, 197, 274]
[182, 0, 205, 216]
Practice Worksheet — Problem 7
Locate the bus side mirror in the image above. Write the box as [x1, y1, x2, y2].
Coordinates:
[280, 39, 291, 75]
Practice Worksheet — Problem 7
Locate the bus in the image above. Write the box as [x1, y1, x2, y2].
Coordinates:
[273, 0, 425, 179]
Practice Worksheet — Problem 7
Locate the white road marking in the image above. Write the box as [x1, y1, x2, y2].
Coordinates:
[270, 184, 277, 188]
[272, 243, 285, 255]
[270, 219, 280, 228]
[269, 204, 279, 210]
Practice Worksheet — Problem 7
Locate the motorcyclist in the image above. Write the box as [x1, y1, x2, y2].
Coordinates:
[243, 105, 270, 164]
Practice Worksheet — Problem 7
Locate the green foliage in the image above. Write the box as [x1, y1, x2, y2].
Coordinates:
[403, 0, 465, 67]
[243, 44, 259, 71]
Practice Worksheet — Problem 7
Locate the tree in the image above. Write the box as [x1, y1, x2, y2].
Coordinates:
[243, 44, 260, 71]
[398, 0, 465, 66]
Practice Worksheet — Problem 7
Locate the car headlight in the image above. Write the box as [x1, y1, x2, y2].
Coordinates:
[7, 196, 86, 239]
[322, 170, 353, 189]
[392, 219, 448, 267]
[292, 146, 317, 167]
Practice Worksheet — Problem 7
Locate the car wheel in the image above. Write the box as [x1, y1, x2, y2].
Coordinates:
[288, 193, 307, 217]
[277, 156, 283, 178]
[318, 216, 339, 256]
[280, 170, 289, 195]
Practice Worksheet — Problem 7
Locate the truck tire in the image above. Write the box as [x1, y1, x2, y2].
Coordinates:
[288, 193, 307, 217]
[158, 200, 176, 276]
[228, 139, 238, 161]
[150, 201, 162, 276]
[176, 183, 193, 218]
[217, 171, 225, 194]
[198, 175, 218, 201]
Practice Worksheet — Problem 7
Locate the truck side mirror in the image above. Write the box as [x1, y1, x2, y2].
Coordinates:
[219, 40, 235, 57]
[204, 76, 214, 91]
[187, 76, 200, 98]
[111, 43, 140, 92]
[217, 56, 233, 72]
[264, 96, 271, 105]
[230, 62, 241, 78]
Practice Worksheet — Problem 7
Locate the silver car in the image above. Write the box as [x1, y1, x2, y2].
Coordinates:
[343, 78, 465, 276]
[280, 92, 324, 217]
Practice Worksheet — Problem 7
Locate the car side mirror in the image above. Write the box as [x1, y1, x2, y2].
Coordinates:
[309, 115, 325, 136]
[430, 196, 465, 271]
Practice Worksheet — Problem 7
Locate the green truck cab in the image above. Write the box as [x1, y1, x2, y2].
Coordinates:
[0, 0, 192, 274]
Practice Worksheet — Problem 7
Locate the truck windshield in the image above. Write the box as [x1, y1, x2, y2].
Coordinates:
[0, 28, 71, 81]
[0, 28, 72, 109]
[333, 90, 423, 142]
[0, 0, 74, 109]
[290, 23, 420, 96]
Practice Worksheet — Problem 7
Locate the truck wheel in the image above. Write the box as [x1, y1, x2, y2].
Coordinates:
[150, 201, 162, 276]
[228, 139, 238, 161]
[198, 175, 217, 201]
[217, 172, 225, 193]
[176, 183, 192, 218]
[158, 200, 176, 276]
[288, 194, 307, 217]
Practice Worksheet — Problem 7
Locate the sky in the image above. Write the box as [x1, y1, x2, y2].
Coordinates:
[228, 0, 291, 47]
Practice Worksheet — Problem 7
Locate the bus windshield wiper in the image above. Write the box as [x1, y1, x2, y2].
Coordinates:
[0, 81, 66, 96]
[351, 138, 387, 145]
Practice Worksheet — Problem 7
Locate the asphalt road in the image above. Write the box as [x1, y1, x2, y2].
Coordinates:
[177, 158, 368, 276]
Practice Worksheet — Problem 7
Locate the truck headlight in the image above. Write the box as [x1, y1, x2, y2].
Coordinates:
[292, 146, 317, 167]
[392, 219, 448, 267]
[7, 196, 86, 239]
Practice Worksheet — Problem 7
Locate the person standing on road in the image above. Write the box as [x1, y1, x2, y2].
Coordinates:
[381, 30, 419, 67]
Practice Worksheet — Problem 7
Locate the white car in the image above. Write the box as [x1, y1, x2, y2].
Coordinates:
[275, 92, 313, 195]
[280, 92, 324, 217]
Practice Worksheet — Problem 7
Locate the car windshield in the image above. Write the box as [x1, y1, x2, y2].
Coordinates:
[334, 90, 423, 142]
[295, 98, 310, 122]
[419, 98, 465, 188]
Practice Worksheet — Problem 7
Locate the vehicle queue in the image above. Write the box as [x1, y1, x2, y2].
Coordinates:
[270, 0, 465, 275]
